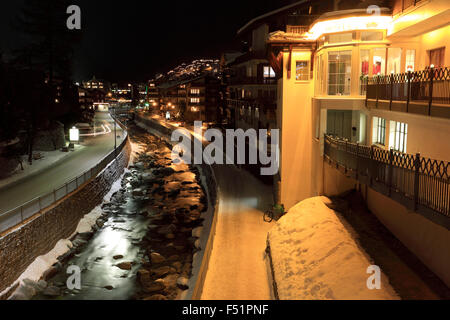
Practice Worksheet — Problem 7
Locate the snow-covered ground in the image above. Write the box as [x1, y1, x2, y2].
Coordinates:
[268, 196, 400, 300]
[0, 145, 83, 190]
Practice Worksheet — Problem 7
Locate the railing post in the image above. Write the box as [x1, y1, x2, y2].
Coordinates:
[390, 73, 394, 110]
[406, 71, 411, 113]
[429, 66, 434, 116]
[414, 153, 421, 211]
[356, 143, 360, 180]
[376, 76, 379, 109]
[388, 149, 394, 197]
[344, 140, 348, 173]
[370, 146, 374, 187]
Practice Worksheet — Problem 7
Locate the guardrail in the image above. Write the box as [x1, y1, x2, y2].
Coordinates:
[324, 135, 450, 229]
[0, 117, 128, 234]
[366, 66, 450, 118]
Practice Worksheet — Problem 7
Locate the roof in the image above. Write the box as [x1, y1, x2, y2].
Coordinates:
[237, 0, 309, 35]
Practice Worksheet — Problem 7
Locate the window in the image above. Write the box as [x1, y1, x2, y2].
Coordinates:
[429, 47, 445, 68]
[264, 66, 276, 78]
[296, 61, 310, 81]
[255, 108, 260, 120]
[361, 31, 383, 41]
[373, 48, 386, 75]
[387, 48, 402, 74]
[360, 49, 370, 95]
[191, 88, 200, 95]
[327, 32, 353, 44]
[389, 121, 408, 153]
[405, 49, 416, 71]
[190, 98, 200, 104]
[316, 54, 325, 95]
[328, 50, 352, 96]
[373, 117, 386, 145]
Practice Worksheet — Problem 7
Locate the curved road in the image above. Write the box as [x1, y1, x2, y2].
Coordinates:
[0, 112, 125, 216]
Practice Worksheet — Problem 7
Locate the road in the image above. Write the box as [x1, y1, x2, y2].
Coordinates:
[0, 112, 125, 215]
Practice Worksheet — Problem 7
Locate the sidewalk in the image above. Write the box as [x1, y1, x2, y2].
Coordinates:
[201, 165, 275, 300]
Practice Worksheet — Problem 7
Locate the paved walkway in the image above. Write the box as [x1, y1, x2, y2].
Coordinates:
[201, 165, 275, 300]
[0, 112, 124, 215]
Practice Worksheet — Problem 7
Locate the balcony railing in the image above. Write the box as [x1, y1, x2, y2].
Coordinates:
[227, 76, 278, 86]
[366, 67, 450, 119]
[324, 135, 450, 229]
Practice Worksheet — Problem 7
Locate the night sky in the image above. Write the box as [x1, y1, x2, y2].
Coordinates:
[1, 0, 294, 82]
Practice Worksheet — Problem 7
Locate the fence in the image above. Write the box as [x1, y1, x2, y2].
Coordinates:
[0, 119, 128, 234]
[324, 135, 450, 229]
[366, 66, 450, 117]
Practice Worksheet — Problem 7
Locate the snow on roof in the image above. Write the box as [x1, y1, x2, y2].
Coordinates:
[268, 196, 399, 300]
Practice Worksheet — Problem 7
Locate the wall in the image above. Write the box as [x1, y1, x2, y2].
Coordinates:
[366, 186, 450, 287]
[0, 139, 131, 296]
[279, 49, 317, 210]
[369, 108, 450, 160]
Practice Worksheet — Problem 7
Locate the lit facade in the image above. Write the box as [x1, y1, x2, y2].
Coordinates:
[268, 0, 450, 287]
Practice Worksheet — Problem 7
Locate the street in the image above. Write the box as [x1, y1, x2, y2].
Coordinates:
[0, 112, 125, 216]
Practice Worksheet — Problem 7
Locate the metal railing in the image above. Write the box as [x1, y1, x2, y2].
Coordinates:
[366, 66, 450, 117]
[324, 135, 450, 229]
[0, 119, 129, 234]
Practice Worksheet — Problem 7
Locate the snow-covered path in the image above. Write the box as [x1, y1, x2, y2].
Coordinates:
[201, 165, 275, 300]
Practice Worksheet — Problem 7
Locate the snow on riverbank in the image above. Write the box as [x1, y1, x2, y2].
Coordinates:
[268, 196, 399, 300]
[2, 172, 126, 299]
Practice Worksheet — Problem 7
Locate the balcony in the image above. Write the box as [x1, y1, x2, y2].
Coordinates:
[324, 135, 450, 229]
[366, 67, 450, 119]
[227, 76, 277, 86]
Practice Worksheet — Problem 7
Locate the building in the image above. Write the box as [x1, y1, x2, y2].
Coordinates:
[265, 0, 450, 287]
[82, 76, 108, 91]
[156, 59, 222, 123]
[158, 75, 221, 124]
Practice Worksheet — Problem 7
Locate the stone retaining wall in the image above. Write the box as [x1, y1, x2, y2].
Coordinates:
[0, 139, 131, 296]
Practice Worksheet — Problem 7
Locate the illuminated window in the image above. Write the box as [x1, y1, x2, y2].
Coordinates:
[255, 108, 260, 119]
[328, 50, 352, 96]
[327, 32, 353, 44]
[191, 88, 200, 95]
[316, 54, 325, 95]
[263, 66, 276, 78]
[360, 49, 370, 95]
[191, 98, 200, 104]
[373, 117, 386, 146]
[387, 48, 402, 74]
[429, 47, 445, 68]
[296, 61, 310, 81]
[361, 31, 383, 41]
[405, 49, 416, 71]
[373, 48, 386, 75]
[389, 121, 408, 153]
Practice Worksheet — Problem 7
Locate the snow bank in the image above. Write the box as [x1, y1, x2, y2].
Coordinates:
[268, 197, 399, 300]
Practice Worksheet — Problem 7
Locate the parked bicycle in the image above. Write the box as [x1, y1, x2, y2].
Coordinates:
[263, 204, 286, 223]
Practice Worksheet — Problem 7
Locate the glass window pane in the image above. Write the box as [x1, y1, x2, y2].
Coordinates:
[361, 31, 384, 41]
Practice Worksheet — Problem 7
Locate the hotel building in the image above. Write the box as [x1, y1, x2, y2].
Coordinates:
[266, 0, 450, 287]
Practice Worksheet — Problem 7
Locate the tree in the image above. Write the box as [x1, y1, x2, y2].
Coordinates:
[12, 0, 81, 164]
